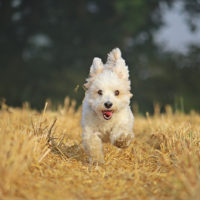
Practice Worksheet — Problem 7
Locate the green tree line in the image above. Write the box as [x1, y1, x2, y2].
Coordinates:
[0, 0, 200, 113]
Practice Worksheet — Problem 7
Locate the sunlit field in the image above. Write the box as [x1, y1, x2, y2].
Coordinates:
[1, 98, 200, 200]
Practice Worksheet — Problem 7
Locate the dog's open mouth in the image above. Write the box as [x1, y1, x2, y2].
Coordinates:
[102, 110, 113, 120]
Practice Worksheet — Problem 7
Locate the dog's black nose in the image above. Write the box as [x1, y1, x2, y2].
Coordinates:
[104, 101, 113, 109]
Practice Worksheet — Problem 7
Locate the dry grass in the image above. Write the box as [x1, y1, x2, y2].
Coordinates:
[1, 99, 200, 200]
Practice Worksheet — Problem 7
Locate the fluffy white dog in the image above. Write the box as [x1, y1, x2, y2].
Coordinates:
[82, 48, 134, 164]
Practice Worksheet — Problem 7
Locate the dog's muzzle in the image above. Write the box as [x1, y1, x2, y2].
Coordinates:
[104, 101, 113, 109]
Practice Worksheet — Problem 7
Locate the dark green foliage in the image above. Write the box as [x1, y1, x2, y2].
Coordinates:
[0, 0, 199, 112]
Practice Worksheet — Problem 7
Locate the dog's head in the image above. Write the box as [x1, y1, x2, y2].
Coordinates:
[84, 48, 132, 120]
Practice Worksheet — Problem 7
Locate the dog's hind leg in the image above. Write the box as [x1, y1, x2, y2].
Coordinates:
[82, 130, 104, 165]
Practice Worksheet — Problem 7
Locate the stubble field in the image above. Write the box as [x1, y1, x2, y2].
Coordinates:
[1, 99, 200, 200]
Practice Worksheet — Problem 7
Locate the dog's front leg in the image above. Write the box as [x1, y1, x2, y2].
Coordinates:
[82, 129, 104, 164]
[110, 127, 134, 148]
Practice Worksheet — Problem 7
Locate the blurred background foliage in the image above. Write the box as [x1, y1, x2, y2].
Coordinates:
[0, 0, 200, 113]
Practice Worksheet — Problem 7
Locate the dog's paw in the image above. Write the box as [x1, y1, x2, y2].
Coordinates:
[89, 155, 105, 166]
[113, 133, 133, 148]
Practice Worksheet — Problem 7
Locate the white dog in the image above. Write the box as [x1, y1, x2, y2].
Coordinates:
[82, 48, 134, 164]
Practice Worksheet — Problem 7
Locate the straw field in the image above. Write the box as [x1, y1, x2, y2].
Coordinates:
[1, 99, 200, 200]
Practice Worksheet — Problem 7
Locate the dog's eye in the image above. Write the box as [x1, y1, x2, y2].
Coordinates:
[98, 90, 103, 96]
[114, 90, 120, 96]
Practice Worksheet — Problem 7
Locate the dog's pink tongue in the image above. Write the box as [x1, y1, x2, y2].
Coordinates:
[105, 111, 112, 117]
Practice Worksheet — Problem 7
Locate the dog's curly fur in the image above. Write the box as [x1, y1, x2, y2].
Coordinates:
[82, 48, 134, 164]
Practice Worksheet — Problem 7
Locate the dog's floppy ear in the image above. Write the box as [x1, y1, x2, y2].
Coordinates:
[106, 48, 129, 81]
[107, 48, 122, 65]
[84, 57, 104, 89]
[89, 57, 104, 77]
